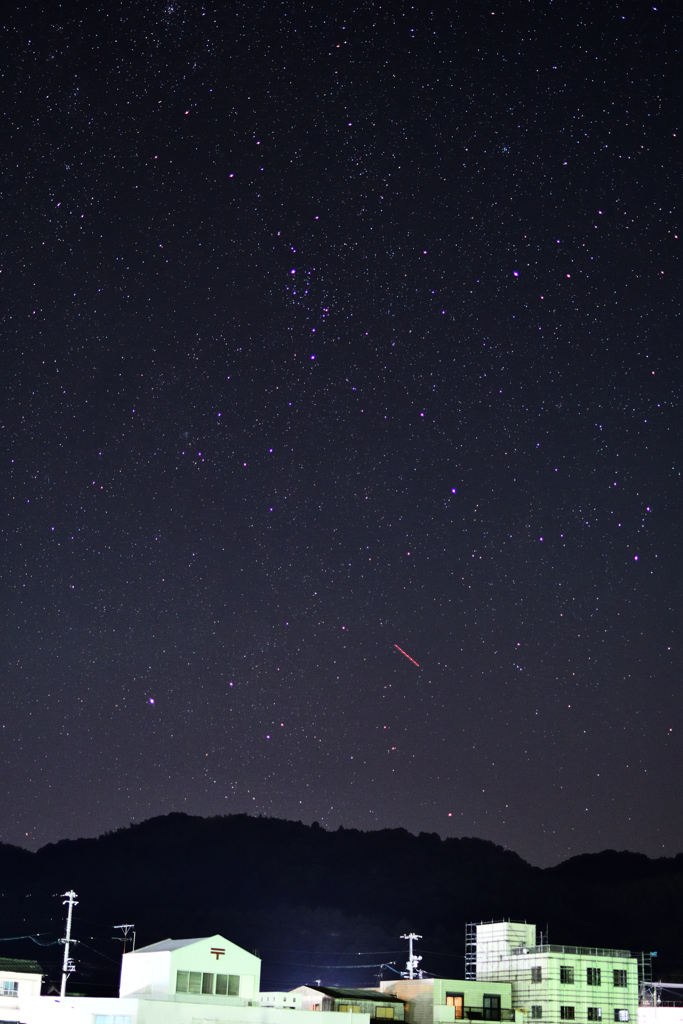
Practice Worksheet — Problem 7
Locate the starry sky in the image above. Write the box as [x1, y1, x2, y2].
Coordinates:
[1, 0, 681, 867]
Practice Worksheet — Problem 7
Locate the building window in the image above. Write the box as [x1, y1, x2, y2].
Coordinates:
[228, 975, 240, 996]
[375, 1008, 395, 1018]
[484, 995, 501, 1021]
[447, 993, 464, 1019]
[94, 1017, 132, 1024]
[614, 1012, 629, 1022]
[1, 981, 18, 997]
[531, 967, 543, 983]
[560, 1008, 575, 1020]
[531, 1007, 543, 1019]
[216, 975, 228, 995]
[587, 969, 602, 987]
[613, 972, 628, 988]
[176, 971, 189, 993]
[202, 973, 214, 995]
[561, 968, 575, 985]
[588, 1009, 602, 1020]
[338, 1005, 361, 1013]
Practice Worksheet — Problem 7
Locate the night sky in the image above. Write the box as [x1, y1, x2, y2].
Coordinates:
[1, 0, 681, 868]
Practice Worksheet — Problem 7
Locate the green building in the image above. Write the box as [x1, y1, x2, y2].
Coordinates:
[469, 922, 638, 1024]
[380, 976, 514, 1024]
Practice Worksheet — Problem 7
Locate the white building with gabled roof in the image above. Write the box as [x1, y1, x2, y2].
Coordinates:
[119, 933, 261, 1001]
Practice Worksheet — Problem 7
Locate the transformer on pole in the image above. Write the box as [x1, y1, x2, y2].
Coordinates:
[401, 932, 423, 979]
[59, 890, 79, 998]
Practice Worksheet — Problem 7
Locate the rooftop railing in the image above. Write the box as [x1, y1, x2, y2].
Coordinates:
[510, 945, 631, 960]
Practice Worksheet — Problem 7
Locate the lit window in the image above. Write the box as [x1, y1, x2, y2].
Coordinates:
[338, 1005, 361, 1013]
[561, 968, 575, 985]
[531, 1007, 543, 1019]
[560, 1008, 575, 1020]
[587, 969, 602, 987]
[588, 1009, 602, 1020]
[615, 1012, 629, 1022]
[613, 972, 628, 988]
[1, 981, 18, 997]
[447, 994, 464, 1018]
[531, 968, 542, 983]
[376, 1008, 395, 1018]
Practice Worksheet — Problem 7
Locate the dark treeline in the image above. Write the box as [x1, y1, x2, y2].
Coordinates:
[1, 814, 682, 995]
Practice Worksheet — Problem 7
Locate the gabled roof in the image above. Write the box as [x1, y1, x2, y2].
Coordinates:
[134, 937, 210, 953]
[0, 958, 43, 974]
[304, 985, 405, 1003]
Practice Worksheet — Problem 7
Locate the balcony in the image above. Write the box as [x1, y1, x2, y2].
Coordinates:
[436, 1008, 514, 1022]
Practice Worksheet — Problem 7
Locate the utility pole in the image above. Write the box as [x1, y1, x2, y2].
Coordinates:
[113, 924, 136, 955]
[401, 933, 423, 979]
[59, 890, 79, 997]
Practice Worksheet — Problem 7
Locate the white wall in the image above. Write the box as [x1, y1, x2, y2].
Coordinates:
[18, 995, 362, 1024]
[0, 969, 43, 997]
[0, 970, 43, 1022]
[120, 949, 171, 998]
[476, 922, 537, 973]
[18, 995, 139, 1024]
[639, 1010, 683, 1024]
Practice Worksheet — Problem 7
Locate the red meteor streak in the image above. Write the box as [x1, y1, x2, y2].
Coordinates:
[394, 644, 419, 667]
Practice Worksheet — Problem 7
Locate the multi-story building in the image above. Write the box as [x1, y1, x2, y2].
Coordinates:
[379, 976, 514, 1024]
[470, 922, 638, 1024]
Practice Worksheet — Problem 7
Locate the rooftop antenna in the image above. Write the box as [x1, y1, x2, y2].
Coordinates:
[401, 933, 423, 979]
[58, 890, 79, 997]
[113, 924, 136, 954]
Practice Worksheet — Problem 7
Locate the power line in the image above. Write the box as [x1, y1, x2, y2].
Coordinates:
[260, 948, 406, 955]
[269, 960, 398, 970]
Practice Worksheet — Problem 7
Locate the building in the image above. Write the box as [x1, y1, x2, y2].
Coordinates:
[470, 921, 638, 1024]
[3, 923, 643, 1024]
[292, 985, 406, 1018]
[260, 992, 303, 1010]
[12, 936, 368, 1024]
[379, 977, 515, 1024]
[0, 958, 43, 1022]
[638, 982, 683, 1024]
[119, 934, 261, 1002]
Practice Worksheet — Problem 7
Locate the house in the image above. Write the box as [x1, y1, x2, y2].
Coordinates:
[292, 985, 406, 1019]
[0, 958, 43, 1023]
[379, 976, 515, 1024]
[471, 921, 639, 1024]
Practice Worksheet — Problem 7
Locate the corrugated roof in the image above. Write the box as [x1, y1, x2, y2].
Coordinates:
[307, 986, 404, 1003]
[0, 958, 43, 974]
[133, 937, 210, 953]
